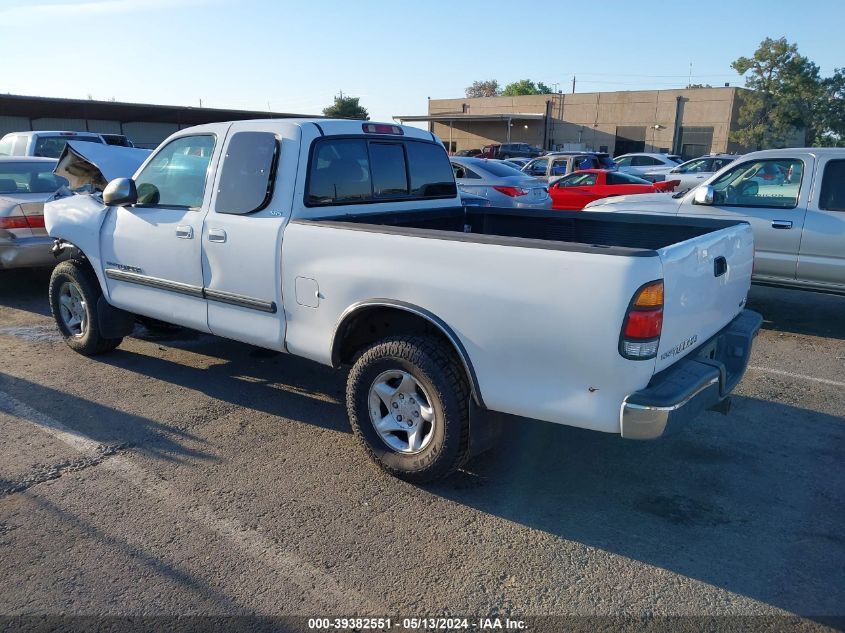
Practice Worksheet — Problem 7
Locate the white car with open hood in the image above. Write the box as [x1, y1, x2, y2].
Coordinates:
[44, 119, 762, 482]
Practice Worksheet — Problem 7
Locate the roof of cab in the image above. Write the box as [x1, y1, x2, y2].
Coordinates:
[1, 130, 103, 138]
[200, 118, 434, 141]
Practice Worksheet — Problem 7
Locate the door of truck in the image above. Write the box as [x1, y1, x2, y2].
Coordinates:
[200, 121, 296, 350]
[100, 132, 222, 332]
[797, 157, 845, 289]
[682, 155, 812, 281]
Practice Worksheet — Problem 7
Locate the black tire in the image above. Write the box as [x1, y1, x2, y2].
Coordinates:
[49, 260, 122, 355]
[346, 335, 470, 483]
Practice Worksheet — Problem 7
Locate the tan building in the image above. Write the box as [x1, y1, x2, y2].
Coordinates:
[396, 87, 792, 160]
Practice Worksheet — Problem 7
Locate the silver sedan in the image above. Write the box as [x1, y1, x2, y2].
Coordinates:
[0, 157, 68, 270]
[450, 157, 550, 209]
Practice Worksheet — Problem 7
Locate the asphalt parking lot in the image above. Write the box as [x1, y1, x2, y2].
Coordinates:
[0, 269, 842, 628]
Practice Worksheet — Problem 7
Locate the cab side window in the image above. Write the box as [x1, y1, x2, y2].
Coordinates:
[215, 132, 279, 215]
[710, 159, 803, 209]
[819, 160, 845, 212]
[135, 135, 216, 208]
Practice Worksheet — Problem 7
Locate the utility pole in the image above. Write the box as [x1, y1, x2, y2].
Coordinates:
[688, 62, 692, 88]
[571, 75, 576, 94]
[199, 98, 203, 108]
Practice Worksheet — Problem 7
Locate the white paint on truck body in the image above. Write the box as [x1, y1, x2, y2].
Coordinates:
[45, 118, 756, 437]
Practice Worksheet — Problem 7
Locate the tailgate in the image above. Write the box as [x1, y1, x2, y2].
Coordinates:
[655, 221, 754, 373]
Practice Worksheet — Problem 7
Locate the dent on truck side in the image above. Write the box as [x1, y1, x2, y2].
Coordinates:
[44, 194, 111, 295]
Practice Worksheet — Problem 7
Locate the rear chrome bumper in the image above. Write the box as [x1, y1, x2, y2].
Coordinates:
[0, 236, 60, 270]
[620, 309, 763, 439]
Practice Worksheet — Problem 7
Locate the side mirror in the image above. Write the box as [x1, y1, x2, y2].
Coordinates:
[103, 178, 137, 207]
[693, 185, 714, 205]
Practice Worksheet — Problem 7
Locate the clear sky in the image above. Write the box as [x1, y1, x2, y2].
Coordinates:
[1, 0, 842, 123]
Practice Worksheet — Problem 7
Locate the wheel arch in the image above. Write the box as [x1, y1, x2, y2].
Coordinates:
[331, 300, 485, 408]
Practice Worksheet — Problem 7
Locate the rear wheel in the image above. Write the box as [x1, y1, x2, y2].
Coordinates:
[49, 260, 122, 355]
[346, 335, 470, 482]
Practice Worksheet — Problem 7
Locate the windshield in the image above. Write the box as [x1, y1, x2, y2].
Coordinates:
[33, 136, 102, 159]
[0, 162, 68, 193]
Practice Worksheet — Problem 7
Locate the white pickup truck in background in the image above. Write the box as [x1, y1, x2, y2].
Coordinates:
[44, 119, 762, 482]
[586, 148, 845, 296]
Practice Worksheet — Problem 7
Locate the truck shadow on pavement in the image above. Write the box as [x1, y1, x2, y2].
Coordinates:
[430, 395, 845, 620]
[0, 372, 216, 466]
[101, 337, 350, 436]
[0, 268, 53, 318]
[747, 285, 845, 340]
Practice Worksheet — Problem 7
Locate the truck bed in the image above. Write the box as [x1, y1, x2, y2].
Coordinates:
[301, 207, 746, 255]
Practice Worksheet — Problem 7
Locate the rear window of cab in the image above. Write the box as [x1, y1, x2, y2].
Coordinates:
[305, 138, 456, 206]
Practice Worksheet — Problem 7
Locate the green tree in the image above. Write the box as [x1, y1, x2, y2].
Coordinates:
[818, 68, 845, 146]
[730, 37, 823, 149]
[323, 93, 369, 120]
[501, 79, 552, 96]
[465, 80, 500, 98]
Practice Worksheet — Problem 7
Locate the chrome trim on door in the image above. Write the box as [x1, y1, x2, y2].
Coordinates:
[176, 225, 194, 239]
[204, 288, 277, 313]
[105, 268, 204, 298]
[771, 220, 793, 229]
[208, 228, 227, 243]
[105, 268, 276, 313]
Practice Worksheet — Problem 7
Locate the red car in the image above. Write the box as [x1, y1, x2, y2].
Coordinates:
[549, 169, 679, 210]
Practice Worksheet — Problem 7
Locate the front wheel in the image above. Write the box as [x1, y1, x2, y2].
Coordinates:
[49, 260, 122, 355]
[346, 336, 470, 482]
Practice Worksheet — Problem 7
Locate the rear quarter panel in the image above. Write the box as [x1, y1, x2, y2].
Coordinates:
[281, 221, 663, 433]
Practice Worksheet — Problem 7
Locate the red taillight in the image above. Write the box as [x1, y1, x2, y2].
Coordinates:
[0, 215, 44, 230]
[624, 309, 663, 339]
[493, 186, 529, 197]
[362, 123, 404, 135]
[620, 280, 664, 360]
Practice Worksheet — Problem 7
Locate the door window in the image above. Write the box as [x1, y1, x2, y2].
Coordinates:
[557, 172, 597, 187]
[631, 156, 662, 167]
[710, 159, 803, 209]
[528, 158, 548, 174]
[677, 158, 709, 174]
[550, 159, 569, 175]
[215, 132, 279, 215]
[819, 160, 845, 212]
[136, 135, 216, 208]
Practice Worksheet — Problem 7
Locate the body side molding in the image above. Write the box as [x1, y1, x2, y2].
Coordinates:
[104, 268, 277, 313]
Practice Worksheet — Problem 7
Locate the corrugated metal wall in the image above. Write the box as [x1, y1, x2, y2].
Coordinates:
[122, 122, 180, 149]
[0, 116, 32, 137]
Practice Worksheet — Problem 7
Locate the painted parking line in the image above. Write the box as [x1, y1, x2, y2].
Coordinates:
[0, 389, 378, 613]
[747, 366, 845, 389]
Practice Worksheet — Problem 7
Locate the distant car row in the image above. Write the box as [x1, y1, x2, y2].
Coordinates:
[454, 146, 742, 189]
[0, 130, 135, 159]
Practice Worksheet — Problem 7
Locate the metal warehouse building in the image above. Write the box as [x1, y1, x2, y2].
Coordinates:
[0, 94, 314, 149]
[396, 87, 805, 160]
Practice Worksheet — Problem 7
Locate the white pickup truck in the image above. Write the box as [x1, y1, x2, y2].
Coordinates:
[44, 119, 762, 482]
[586, 148, 845, 296]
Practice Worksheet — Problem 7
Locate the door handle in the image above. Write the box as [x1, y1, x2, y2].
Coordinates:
[771, 220, 793, 230]
[208, 228, 227, 243]
[176, 225, 193, 239]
